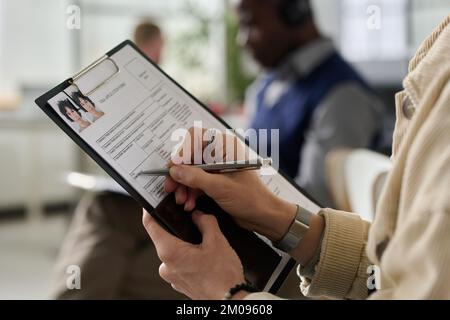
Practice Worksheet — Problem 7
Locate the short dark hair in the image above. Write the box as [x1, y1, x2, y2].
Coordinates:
[57, 99, 80, 122]
[133, 19, 162, 47]
[71, 90, 95, 113]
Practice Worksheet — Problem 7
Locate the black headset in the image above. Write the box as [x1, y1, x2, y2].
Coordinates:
[278, 0, 312, 26]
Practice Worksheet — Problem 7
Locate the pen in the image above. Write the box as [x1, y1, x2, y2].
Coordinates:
[136, 158, 272, 176]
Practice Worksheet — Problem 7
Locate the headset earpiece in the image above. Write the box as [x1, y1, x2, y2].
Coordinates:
[278, 0, 312, 26]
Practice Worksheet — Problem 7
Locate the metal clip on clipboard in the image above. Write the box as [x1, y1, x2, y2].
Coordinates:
[68, 55, 120, 97]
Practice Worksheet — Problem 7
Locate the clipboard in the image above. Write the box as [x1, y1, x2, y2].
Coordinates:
[35, 40, 320, 294]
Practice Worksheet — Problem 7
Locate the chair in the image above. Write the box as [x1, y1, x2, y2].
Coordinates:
[325, 149, 392, 222]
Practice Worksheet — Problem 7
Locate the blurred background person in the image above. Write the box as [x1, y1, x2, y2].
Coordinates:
[48, 19, 184, 299]
[133, 19, 164, 64]
[239, 0, 383, 207]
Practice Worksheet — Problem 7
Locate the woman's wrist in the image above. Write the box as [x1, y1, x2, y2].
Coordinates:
[258, 195, 298, 242]
[288, 213, 325, 265]
[258, 194, 325, 265]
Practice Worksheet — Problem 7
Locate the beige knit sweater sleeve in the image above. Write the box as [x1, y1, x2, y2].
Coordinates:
[297, 209, 371, 299]
[301, 197, 450, 300]
[245, 209, 372, 300]
[246, 197, 450, 300]
[298, 133, 450, 300]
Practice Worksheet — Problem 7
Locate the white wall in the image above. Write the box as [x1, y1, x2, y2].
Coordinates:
[311, 0, 341, 42]
[0, 0, 79, 213]
[0, 0, 73, 90]
[0, 126, 78, 210]
[411, 0, 450, 53]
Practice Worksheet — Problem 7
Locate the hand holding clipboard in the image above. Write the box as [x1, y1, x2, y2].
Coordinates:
[35, 40, 320, 293]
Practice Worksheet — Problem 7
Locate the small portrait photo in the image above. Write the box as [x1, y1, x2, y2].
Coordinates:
[70, 90, 105, 123]
[56, 98, 92, 133]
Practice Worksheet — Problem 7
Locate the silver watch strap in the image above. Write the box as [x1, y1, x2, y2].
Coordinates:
[274, 205, 312, 252]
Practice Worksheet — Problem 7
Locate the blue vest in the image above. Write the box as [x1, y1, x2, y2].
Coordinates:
[251, 51, 370, 178]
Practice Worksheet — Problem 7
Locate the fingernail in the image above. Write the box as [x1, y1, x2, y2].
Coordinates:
[170, 166, 182, 181]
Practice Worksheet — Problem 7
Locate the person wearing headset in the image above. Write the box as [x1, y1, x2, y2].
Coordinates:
[143, 15, 450, 300]
[241, 0, 384, 207]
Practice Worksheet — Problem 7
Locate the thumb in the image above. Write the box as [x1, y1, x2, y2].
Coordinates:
[169, 165, 217, 193]
[191, 210, 222, 244]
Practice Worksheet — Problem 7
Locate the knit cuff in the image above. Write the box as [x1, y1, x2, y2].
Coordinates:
[298, 209, 366, 299]
[298, 229, 324, 278]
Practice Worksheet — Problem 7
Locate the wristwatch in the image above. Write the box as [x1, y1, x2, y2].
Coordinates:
[273, 205, 312, 252]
